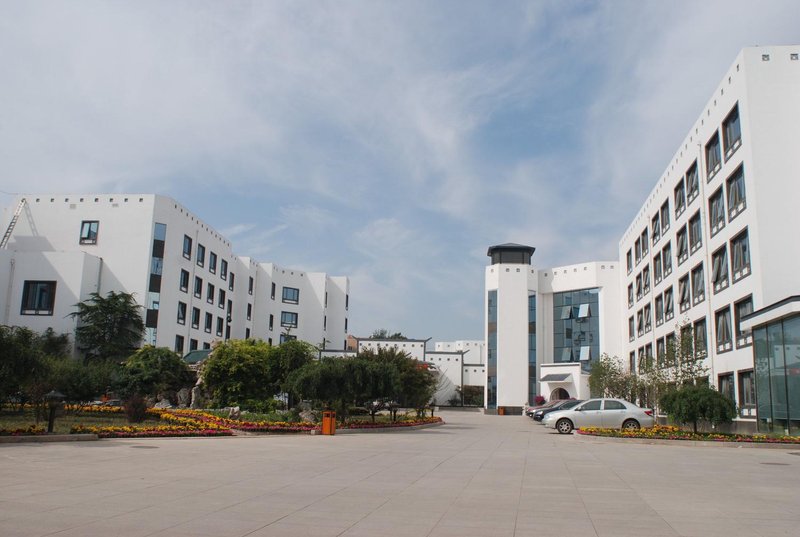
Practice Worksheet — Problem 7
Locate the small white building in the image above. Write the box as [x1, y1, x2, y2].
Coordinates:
[0, 194, 349, 354]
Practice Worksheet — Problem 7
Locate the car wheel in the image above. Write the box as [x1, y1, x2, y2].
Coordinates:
[556, 418, 573, 434]
[622, 419, 640, 431]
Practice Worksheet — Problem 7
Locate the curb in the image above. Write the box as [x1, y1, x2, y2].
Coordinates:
[576, 432, 800, 450]
[0, 434, 98, 444]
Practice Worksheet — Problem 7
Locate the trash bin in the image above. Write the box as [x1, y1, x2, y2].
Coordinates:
[322, 410, 336, 435]
[498, 407, 505, 416]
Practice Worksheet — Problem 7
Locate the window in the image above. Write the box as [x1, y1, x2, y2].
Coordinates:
[221, 259, 228, 280]
[678, 275, 690, 312]
[653, 254, 663, 284]
[604, 400, 626, 411]
[635, 274, 643, 300]
[629, 351, 636, 372]
[271, 282, 276, 300]
[688, 212, 702, 253]
[196, 244, 205, 267]
[644, 304, 652, 333]
[662, 242, 672, 276]
[20, 281, 56, 315]
[183, 235, 192, 259]
[686, 162, 699, 202]
[191, 307, 200, 329]
[248, 277, 254, 295]
[628, 316, 635, 341]
[651, 213, 660, 244]
[282, 287, 300, 304]
[711, 246, 729, 293]
[715, 306, 733, 353]
[627, 284, 634, 308]
[218, 289, 226, 308]
[209, 252, 217, 274]
[655, 295, 664, 326]
[726, 166, 746, 219]
[634, 238, 642, 264]
[691, 263, 705, 305]
[694, 318, 707, 357]
[626, 250, 633, 274]
[189, 339, 198, 351]
[346, 294, 349, 310]
[642, 265, 650, 295]
[660, 201, 670, 232]
[246, 303, 252, 321]
[705, 131, 722, 179]
[280, 334, 297, 344]
[708, 188, 726, 236]
[207, 283, 215, 304]
[581, 400, 602, 411]
[722, 104, 741, 159]
[730, 229, 751, 281]
[229, 272, 235, 292]
[175, 335, 184, 354]
[674, 180, 686, 217]
[676, 226, 688, 264]
[734, 296, 754, 347]
[269, 314, 274, 331]
[580, 346, 591, 361]
[79, 221, 99, 244]
[637, 309, 644, 337]
[664, 287, 674, 321]
[641, 229, 649, 256]
[179, 269, 189, 292]
[245, 328, 250, 339]
[177, 302, 187, 324]
[577, 304, 591, 319]
[281, 311, 298, 328]
[194, 276, 203, 298]
[216, 317, 224, 337]
[665, 333, 676, 364]
[560, 306, 573, 320]
[205, 312, 213, 333]
[656, 338, 666, 367]
[719, 373, 735, 402]
[738, 370, 755, 409]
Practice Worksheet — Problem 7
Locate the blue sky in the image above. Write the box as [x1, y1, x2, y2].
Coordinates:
[1, 1, 798, 342]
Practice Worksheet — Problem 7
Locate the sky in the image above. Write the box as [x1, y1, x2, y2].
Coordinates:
[1, 1, 798, 342]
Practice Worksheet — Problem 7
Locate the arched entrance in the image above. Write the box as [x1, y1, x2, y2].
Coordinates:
[550, 387, 570, 400]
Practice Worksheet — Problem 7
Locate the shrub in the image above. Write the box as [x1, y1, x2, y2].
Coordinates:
[660, 384, 737, 433]
[240, 398, 281, 414]
[124, 394, 148, 423]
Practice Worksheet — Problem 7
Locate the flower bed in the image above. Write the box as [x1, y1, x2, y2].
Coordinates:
[341, 416, 444, 429]
[0, 425, 47, 436]
[577, 425, 800, 444]
[69, 408, 232, 438]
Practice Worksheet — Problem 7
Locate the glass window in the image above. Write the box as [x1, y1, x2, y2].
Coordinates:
[578, 304, 591, 318]
[560, 306, 573, 320]
[642, 265, 650, 294]
[190, 338, 198, 351]
[635, 274, 643, 300]
[694, 318, 707, 357]
[676, 226, 688, 264]
[20, 281, 56, 315]
[248, 277, 254, 295]
[281, 311, 298, 328]
[271, 282, 276, 300]
[626, 249, 633, 273]
[221, 259, 228, 280]
[719, 373, 735, 402]
[191, 307, 200, 329]
[179, 269, 189, 292]
[581, 400, 602, 411]
[715, 306, 733, 353]
[637, 310, 644, 336]
[194, 276, 203, 298]
[651, 213, 660, 243]
[218, 289, 225, 308]
[731, 229, 751, 281]
[726, 166, 747, 219]
[196, 244, 205, 267]
[722, 104, 741, 159]
[216, 317, 224, 336]
[229, 272, 235, 292]
[269, 314, 274, 330]
[209, 252, 217, 274]
[579, 346, 591, 361]
[691, 263, 705, 305]
[664, 287, 674, 319]
[175, 335, 184, 354]
[79, 221, 99, 245]
[247, 303, 252, 320]
[662, 242, 673, 276]
[280, 334, 297, 344]
[177, 302, 186, 324]
[674, 180, 686, 217]
[656, 338, 666, 367]
[655, 295, 664, 325]
[641, 229, 649, 255]
[282, 287, 300, 304]
[678, 275, 690, 311]
[183, 235, 192, 259]
[635, 238, 642, 264]
[735, 296, 754, 347]
[705, 131, 722, 179]
[711, 246, 729, 293]
[660, 201, 670, 232]
[205, 312, 213, 332]
[644, 304, 652, 332]
[207, 283, 215, 304]
[686, 162, 699, 201]
[738, 369, 755, 409]
[604, 400, 626, 410]
[627, 284, 634, 308]
[689, 212, 702, 252]
[708, 188, 726, 236]
[653, 254, 663, 284]
[628, 316, 635, 341]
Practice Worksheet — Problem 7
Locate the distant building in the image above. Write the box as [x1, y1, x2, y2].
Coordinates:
[0, 194, 349, 354]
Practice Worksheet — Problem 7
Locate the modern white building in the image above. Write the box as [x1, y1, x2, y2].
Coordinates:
[484, 244, 621, 414]
[0, 194, 349, 355]
[620, 45, 800, 432]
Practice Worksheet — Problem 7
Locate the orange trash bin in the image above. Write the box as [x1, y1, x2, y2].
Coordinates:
[322, 410, 336, 435]
[498, 407, 505, 416]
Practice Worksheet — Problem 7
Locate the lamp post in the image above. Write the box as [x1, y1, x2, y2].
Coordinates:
[44, 390, 66, 433]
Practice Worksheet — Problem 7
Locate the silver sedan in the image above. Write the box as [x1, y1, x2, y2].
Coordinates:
[541, 398, 654, 434]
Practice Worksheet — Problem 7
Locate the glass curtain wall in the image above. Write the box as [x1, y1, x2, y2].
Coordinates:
[528, 293, 537, 405]
[487, 290, 498, 409]
[754, 315, 800, 434]
[145, 223, 167, 345]
[553, 288, 600, 372]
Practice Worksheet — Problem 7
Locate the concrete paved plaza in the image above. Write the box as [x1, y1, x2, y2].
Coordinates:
[1, 410, 799, 537]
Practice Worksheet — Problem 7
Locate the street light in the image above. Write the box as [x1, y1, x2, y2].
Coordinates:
[44, 390, 66, 433]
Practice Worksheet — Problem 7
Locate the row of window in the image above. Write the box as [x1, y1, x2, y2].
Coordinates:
[174, 332, 303, 353]
[627, 104, 743, 274]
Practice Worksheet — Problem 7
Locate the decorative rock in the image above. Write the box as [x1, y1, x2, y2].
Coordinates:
[153, 399, 173, 409]
[176, 388, 190, 408]
[228, 406, 241, 420]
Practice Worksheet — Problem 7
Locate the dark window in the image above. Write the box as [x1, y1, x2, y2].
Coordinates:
[218, 289, 225, 308]
[216, 317, 224, 336]
[722, 104, 741, 159]
[282, 287, 300, 304]
[194, 276, 203, 298]
[79, 221, 99, 244]
[726, 166, 746, 219]
[280, 334, 297, 344]
[676, 226, 688, 264]
[688, 212, 702, 252]
[628, 316, 635, 341]
[719, 373, 735, 402]
[664, 287, 674, 320]
[281, 311, 298, 328]
[691, 263, 705, 305]
[271, 282, 276, 299]
[209, 252, 217, 273]
[581, 400, 602, 411]
[738, 370, 755, 408]
[705, 131, 722, 179]
[205, 312, 213, 333]
[269, 314, 274, 331]
[229, 272, 235, 291]
[731, 229, 751, 281]
[678, 275, 690, 312]
[653, 253, 663, 284]
[20, 281, 56, 315]
[651, 213, 660, 243]
[711, 246, 729, 293]
[346, 294, 349, 310]
[715, 306, 733, 353]
[604, 400, 626, 410]
[686, 162, 699, 201]
[177, 302, 187, 324]
[183, 235, 192, 259]
[662, 242, 672, 276]
[245, 328, 250, 339]
[207, 283, 215, 304]
[221, 259, 228, 280]
[708, 187, 726, 236]
[674, 180, 686, 217]
[246, 303, 252, 320]
[735, 296, 754, 347]
[196, 244, 205, 267]
[660, 201, 670, 232]
[248, 277, 254, 295]
[191, 307, 200, 329]
[175, 335, 184, 354]
[180, 270, 189, 292]
[694, 318, 707, 357]
[626, 250, 633, 274]
[189, 339, 198, 351]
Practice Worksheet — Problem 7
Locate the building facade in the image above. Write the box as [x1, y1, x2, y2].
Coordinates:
[619, 45, 800, 430]
[0, 194, 349, 354]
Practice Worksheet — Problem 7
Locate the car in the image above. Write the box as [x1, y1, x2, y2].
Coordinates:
[541, 398, 654, 434]
[525, 400, 561, 417]
[533, 399, 582, 421]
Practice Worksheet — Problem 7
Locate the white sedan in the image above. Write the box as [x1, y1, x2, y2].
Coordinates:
[542, 398, 654, 434]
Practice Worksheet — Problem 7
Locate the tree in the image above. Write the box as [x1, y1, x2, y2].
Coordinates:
[0, 326, 48, 403]
[287, 358, 350, 416]
[364, 347, 436, 417]
[267, 340, 317, 407]
[660, 384, 737, 433]
[345, 358, 400, 422]
[202, 339, 272, 407]
[370, 329, 407, 340]
[588, 354, 636, 399]
[663, 322, 709, 387]
[118, 346, 193, 399]
[71, 291, 145, 360]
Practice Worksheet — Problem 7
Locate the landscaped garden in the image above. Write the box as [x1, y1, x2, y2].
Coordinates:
[577, 424, 800, 444]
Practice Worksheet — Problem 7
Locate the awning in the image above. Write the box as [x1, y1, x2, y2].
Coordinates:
[540, 373, 572, 382]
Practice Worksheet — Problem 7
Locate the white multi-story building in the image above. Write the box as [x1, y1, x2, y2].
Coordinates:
[0, 194, 349, 355]
[484, 244, 621, 414]
[619, 45, 800, 431]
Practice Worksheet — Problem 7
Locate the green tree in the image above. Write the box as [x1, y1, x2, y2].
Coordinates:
[370, 329, 407, 340]
[663, 322, 709, 387]
[71, 291, 145, 360]
[49, 357, 120, 404]
[588, 354, 636, 399]
[288, 358, 350, 416]
[660, 384, 737, 433]
[267, 340, 317, 407]
[365, 347, 436, 417]
[118, 346, 193, 399]
[346, 357, 400, 422]
[202, 339, 272, 407]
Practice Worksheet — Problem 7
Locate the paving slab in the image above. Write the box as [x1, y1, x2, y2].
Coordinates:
[1, 411, 800, 536]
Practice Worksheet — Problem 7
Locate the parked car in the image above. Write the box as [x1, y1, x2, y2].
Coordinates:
[525, 400, 561, 417]
[541, 398, 654, 434]
[532, 399, 582, 421]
